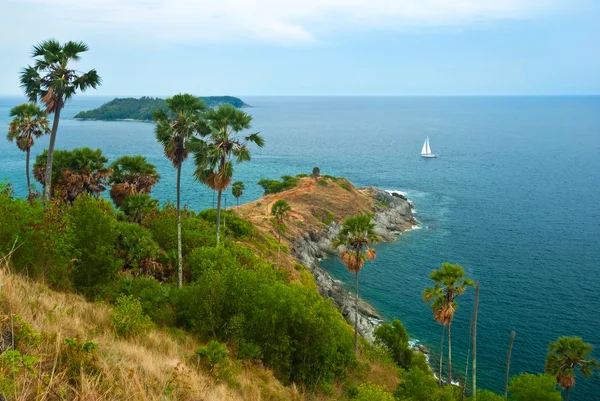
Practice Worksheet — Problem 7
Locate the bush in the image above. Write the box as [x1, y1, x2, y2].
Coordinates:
[374, 319, 413, 369]
[111, 294, 154, 338]
[196, 340, 228, 371]
[120, 193, 158, 223]
[61, 338, 100, 381]
[116, 221, 161, 275]
[70, 195, 122, 294]
[508, 373, 562, 401]
[355, 383, 395, 401]
[257, 176, 299, 195]
[470, 390, 505, 401]
[198, 209, 254, 238]
[394, 367, 439, 401]
[0, 190, 75, 289]
[236, 340, 262, 361]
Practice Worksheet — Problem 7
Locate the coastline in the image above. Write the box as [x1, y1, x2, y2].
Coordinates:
[292, 187, 418, 341]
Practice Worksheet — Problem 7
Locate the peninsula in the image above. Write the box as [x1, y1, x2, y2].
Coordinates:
[74, 96, 248, 121]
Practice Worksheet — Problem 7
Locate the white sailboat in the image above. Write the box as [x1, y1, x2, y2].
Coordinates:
[421, 137, 436, 158]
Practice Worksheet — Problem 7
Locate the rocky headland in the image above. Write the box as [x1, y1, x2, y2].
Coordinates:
[237, 176, 417, 341]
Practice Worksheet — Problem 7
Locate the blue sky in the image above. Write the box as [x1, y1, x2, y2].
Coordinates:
[0, 0, 598, 96]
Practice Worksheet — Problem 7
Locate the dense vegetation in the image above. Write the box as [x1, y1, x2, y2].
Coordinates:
[74, 96, 248, 121]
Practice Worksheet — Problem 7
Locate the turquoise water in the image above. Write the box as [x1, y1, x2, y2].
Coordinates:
[1, 96, 599, 399]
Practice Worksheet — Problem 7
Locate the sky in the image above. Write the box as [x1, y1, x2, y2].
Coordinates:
[0, 0, 599, 96]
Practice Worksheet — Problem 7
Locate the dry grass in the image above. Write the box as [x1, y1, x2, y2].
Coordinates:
[0, 251, 309, 401]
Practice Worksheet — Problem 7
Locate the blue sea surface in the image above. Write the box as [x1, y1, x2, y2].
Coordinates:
[1, 96, 599, 399]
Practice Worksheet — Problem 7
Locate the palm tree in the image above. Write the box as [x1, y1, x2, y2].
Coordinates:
[192, 104, 264, 245]
[545, 336, 599, 401]
[423, 262, 474, 385]
[271, 199, 291, 266]
[231, 181, 245, 210]
[20, 39, 101, 201]
[7, 103, 50, 197]
[109, 155, 160, 207]
[153, 94, 205, 288]
[334, 214, 379, 354]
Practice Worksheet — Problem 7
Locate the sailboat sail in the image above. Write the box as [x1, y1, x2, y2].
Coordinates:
[425, 138, 431, 154]
[421, 139, 428, 155]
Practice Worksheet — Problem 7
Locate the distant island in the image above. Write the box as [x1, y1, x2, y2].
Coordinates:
[74, 96, 249, 121]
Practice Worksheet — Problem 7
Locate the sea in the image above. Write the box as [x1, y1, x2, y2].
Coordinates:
[1, 95, 599, 399]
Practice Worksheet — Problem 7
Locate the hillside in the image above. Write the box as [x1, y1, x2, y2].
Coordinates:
[74, 96, 248, 121]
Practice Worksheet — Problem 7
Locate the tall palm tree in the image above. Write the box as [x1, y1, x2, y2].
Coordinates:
[231, 181, 245, 210]
[192, 104, 264, 245]
[545, 336, 599, 401]
[153, 94, 205, 288]
[271, 199, 291, 266]
[423, 262, 474, 385]
[20, 39, 101, 200]
[109, 155, 160, 207]
[334, 214, 379, 354]
[7, 103, 50, 197]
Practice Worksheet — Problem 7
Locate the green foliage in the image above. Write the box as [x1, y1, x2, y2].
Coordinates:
[395, 368, 440, 401]
[74, 96, 247, 121]
[236, 340, 262, 361]
[312, 167, 320, 179]
[0, 350, 39, 375]
[120, 194, 159, 223]
[470, 390, 505, 401]
[354, 383, 395, 401]
[0, 191, 75, 288]
[196, 340, 228, 370]
[544, 336, 599, 393]
[61, 337, 100, 381]
[374, 319, 413, 369]
[257, 175, 298, 195]
[411, 352, 430, 373]
[70, 195, 122, 294]
[317, 178, 328, 186]
[323, 210, 335, 225]
[112, 294, 154, 338]
[198, 209, 254, 238]
[508, 373, 562, 401]
[116, 221, 161, 272]
[176, 262, 355, 386]
[11, 315, 41, 348]
[231, 181, 245, 202]
[188, 246, 238, 281]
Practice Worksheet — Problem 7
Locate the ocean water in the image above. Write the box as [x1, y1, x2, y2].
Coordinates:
[1, 96, 599, 399]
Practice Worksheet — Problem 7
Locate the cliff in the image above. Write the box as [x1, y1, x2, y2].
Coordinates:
[237, 176, 417, 340]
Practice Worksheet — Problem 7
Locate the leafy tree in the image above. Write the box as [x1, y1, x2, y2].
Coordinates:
[108, 155, 159, 207]
[544, 336, 599, 401]
[192, 104, 264, 245]
[33, 147, 111, 203]
[271, 199, 291, 267]
[231, 181, 245, 209]
[423, 262, 474, 385]
[374, 319, 412, 368]
[257, 175, 298, 195]
[508, 373, 561, 401]
[115, 221, 161, 276]
[312, 166, 320, 180]
[394, 367, 440, 401]
[120, 194, 159, 224]
[70, 195, 122, 294]
[7, 103, 50, 197]
[20, 39, 101, 200]
[334, 214, 379, 354]
[153, 93, 205, 287]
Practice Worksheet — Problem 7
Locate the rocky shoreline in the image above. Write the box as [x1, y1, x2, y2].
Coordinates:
[292, 187, 418, 341]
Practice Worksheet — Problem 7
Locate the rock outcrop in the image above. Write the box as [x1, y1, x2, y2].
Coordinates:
[293, 187, 417, 341]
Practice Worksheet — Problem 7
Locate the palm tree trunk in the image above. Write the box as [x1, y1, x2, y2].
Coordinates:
[565, 387, 570, 401]
[448, 323, 452, 385]
[504, 331, 515, 398]
[176, 161, 183, 288]
[26, 147, 31, 198]
[216, 190, 223, 245]
[354, 271, 359, 354]
[43, 104, 62, 201]
[439, 324, 445, 387]
[472, 282, 480, 398]
[277, 231, 281, 267]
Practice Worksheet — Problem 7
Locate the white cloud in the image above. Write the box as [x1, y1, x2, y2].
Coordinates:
[3, 0, 571, 45]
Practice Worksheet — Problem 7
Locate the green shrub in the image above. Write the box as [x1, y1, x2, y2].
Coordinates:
[61, 338, 100, 381]
[317, 178, 328, 186]
[11, 316, 41, 348]
[196, 340, 228, 371]
[508, 373, 562, 401]
[355, 383, 395, 401]
[470, 390, 505, 401]
[111, 294, 154, 338]
[257, 176, 298, 195]
[70, 195, 122, 294]
[120, 194, 158, 223]
[237, 340, 262, 361]
[374, 319, 413, 369]
[198, 209, 254, 238]
[116, 221, 161, 273]
[395, 367, 439, 401]
[0, 190, 75, 289]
